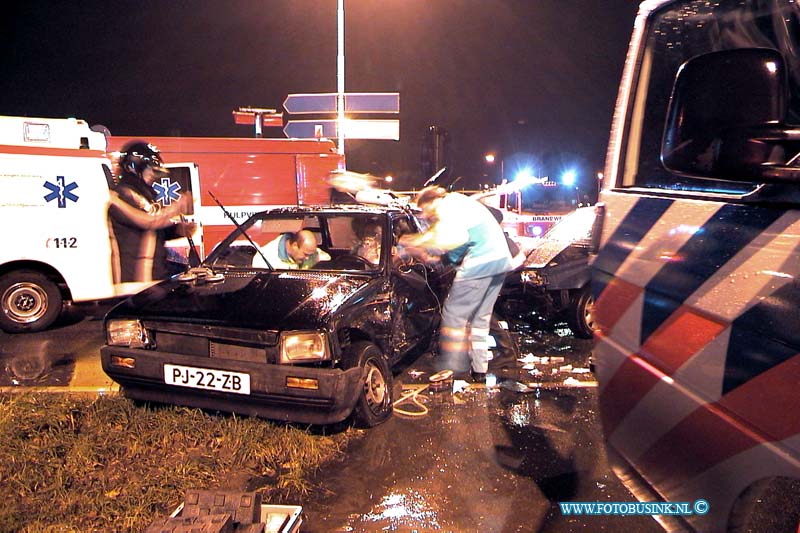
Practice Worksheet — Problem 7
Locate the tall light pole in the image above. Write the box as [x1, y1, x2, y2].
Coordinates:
[337, 0, 346, 156]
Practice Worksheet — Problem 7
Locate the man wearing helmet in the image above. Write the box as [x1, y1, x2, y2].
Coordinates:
[108, 141, 195, 282]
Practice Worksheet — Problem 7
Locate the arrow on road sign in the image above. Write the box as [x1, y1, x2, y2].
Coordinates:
[283, 120, 337, 139]
[283, 93, 400, 114]
[283, 119, 399, 140]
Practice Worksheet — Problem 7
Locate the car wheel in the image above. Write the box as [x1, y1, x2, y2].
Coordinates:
[349, 341, 393, 428]
[567, 285, 595, 339]
[0, 270, 63, 333]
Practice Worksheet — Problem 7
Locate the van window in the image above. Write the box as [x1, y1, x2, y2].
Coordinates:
[622, 0, 800, 194]
[158, 165, 194, 214]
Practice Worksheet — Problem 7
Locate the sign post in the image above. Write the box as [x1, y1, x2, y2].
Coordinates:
[338, 0, 345, 155]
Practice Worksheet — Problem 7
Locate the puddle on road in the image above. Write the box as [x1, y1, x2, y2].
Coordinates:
[0, 338, 76, 387]
[0, 302, 114, 391]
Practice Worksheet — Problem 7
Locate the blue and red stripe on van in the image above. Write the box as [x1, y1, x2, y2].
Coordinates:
[594, 195, 796, 447]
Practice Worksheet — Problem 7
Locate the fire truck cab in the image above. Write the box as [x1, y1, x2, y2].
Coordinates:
[478, 178, 582, 239]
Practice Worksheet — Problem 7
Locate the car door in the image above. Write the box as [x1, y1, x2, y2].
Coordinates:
[387, 214, 445, 358]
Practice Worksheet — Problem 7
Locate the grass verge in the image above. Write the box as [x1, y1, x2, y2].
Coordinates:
[1, 392, 355, 532]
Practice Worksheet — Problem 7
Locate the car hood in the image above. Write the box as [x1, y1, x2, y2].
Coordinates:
[521, 207, 597, 269]
[108, 269, 374, 331]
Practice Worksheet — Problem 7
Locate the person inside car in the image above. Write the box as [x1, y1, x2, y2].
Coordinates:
[351, 217, 383, 265]
[252, 229, 330, 269]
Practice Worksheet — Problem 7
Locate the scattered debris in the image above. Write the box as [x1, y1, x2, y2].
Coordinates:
[452, 379, 471, 393]
[428, 369, 454, 392]
[498, 380, 534, 393]
[147, 489, 302, 533]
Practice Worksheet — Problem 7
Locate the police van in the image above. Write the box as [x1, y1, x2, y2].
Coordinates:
[592, 1, 800, 530]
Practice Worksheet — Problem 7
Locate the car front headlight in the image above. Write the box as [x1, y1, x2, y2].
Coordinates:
[106, 319, 150, 348]
[279, 331, 329, 363]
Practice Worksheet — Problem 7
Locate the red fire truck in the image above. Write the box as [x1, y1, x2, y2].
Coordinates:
[476, 177, 582, 239]
[106, 134, 344, 259]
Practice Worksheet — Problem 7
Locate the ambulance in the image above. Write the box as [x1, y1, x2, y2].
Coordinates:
[0, 116, 138, 333]
[0, 115, 344, 334]
[592, 1, 800, 530]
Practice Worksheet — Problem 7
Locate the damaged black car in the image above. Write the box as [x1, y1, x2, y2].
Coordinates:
[101, 205, 446, 427]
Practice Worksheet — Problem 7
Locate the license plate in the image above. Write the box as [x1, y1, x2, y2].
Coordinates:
[164, 364, 250, 395]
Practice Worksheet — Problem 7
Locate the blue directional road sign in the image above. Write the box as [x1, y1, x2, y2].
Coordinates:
[283, 93, 400, 114]
[283, 120, 338, 139]
[283, 119, 399, 140]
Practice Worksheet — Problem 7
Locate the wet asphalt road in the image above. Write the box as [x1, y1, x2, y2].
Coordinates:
[300, 321, 662, 532]
[0, 306, 662, 532]
[0, 301, 118, 391]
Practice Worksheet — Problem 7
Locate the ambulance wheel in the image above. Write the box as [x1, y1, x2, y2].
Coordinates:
[349, 341, 393, 428]
[0, 270, 63, 333]
[567, 285, 596, 339]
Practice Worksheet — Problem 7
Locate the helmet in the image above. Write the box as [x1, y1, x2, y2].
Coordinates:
[118, 141, 167, 177]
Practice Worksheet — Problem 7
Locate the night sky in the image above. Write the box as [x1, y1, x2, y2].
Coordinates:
[2, 1, 640, 189]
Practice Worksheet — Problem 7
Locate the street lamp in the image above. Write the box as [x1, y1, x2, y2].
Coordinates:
[484, 153, 504, 181]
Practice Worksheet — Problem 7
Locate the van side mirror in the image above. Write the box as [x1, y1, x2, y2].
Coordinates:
[661, 48, 800, 183]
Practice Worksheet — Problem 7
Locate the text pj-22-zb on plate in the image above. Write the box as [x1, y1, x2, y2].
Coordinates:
[164, 363, 251, 395]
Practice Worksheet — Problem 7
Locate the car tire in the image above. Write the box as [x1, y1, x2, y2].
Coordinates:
[0, 270, 63, 333]
[349, 341, 393, 428]
[566, 285, 595, 339]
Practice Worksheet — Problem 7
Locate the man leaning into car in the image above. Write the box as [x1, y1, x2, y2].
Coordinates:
[398, 186, 514, 382]
[252, 229, 330, 269]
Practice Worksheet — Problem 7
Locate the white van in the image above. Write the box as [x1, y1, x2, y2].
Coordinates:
[0, 116, 153, 333]
[592, 1, 800, 530]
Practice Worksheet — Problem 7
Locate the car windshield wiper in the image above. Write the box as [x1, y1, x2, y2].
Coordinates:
[208, 190, 273, 271]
